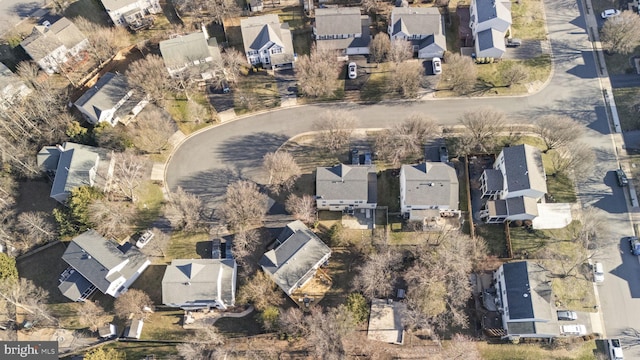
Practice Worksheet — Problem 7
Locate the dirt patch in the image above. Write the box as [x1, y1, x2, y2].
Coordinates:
[15, 180, 58, 214]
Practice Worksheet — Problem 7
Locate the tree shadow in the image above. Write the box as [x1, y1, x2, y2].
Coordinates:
[10, 2, 40, 18]
[64, 0, 110, 26]
[195, 240, 212, 259]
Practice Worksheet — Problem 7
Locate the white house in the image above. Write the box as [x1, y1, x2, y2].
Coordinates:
[314, 8, 371, 56]
[494, 261, 559, 339]
[469, 0, 512, 58]
[20, 17, 89, 74]
[260, 221, 331, 297]
[399, 162, 459, 220]
[0, 63, 32, 109]
[388, 7, 446, 59]
[316, 163, 377, 212]
[240, 14, 295, 70]
[162, 259, 237, 310]
[159, 26, 222, 79]
[74, 72, 148, 126]
[37, 142, 114, 204]
[479, 144, 547, 223]
[101, 0, 161, 27]
[58, 230, 151, 301]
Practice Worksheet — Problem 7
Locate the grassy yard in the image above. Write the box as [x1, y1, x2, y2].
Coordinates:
[134, 180, 165, 230]
[360, 63, 392, 103]
[165, 92, 216, 135]
[478, 340, 597, 360]
[377, 170, 400, 211]
[320, 247, 362, 308]
[509, 220, 581, 257]
[64, 0, 111, 26]
[103, 342, 178, 359]
[510, 0, 547, 40]
[140, 310, 190, 340]
[166, 232, 211, 260]
[215, 311, 263, 336]
[613, 88, 640, 131]
[475, 224, 508, 258]
[234, 71, 280, 115]
[16, 242, 71, 304]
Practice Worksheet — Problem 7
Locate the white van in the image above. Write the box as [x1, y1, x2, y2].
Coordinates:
[561, 324, 587, 336]
[609, 339, 624, 360]
[594, 262, 605, 283]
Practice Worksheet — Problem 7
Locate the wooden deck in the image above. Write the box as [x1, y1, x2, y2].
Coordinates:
[290, 267, 332, 310]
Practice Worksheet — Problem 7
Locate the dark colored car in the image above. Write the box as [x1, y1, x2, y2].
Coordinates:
[616, 168, 628, 187]
[351, 149, 359, 165]
[505, 38, 522, 47]
[364, 151, 372, 165]
[627, 236, 640, 255]
[439, 146, 449, 163]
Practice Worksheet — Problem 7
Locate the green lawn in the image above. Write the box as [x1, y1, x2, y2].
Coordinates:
[377, 170, 400, 212]
[475, 224, 508, 258]
[102, 342, 179, 359]
[139, 310, 190, 340]
[134, 181, 165, 230]
[234, 71, 280, 115]
[510, 0, 547, 40]
[215, 311, 263, 336]
[16, 242, 70, 304]
[360, 63, 392, 103]
[319, 247, 362, 308]
[478, 340, 597, 360]
[509, 220, 581, 257]
[166, 232, 211, 260]
[613, 88, 640, 131]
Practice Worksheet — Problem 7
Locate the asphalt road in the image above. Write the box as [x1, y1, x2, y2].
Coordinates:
[166, 0, 639, 349]
[0, 0, 40, 33]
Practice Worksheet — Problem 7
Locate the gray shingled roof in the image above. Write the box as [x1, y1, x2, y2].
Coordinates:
[74, 72, 130, 122]
[240, 15, 295, 66]
[162, 259, 236, 308]
[477, 28, 503, 52]
[260, 220, 331, 295]
[502, 261, 557, 336]
[401, 162, 458, 209]
[316, 17, 371, 52]
[483, 169, 504, 192]
[20, 17, 86, 61]
[101, 0, 138, 11]
[49, 142, 100, 201]
[390, 7, 442, 38]
[475, 0, 512, 24]
[58, 271, 94, 302]
[159, 32, 222, 69]
[315, 8, 362, 36]
[37, 146, 61, 172]
[501, 144, 547, 195]
[506, 196, 539, 217]
[486, 199, 507, 217]
[316, 164, 377, 204]
[61, 230, 149, 296]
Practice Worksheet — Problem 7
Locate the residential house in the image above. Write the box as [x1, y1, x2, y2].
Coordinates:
[388, 7, 446, 59]
[74, 72, 148, 126]
[0, 62, 32, 109]
[399, 162, 459, 220]
[162, 259, 237, 310]
[314, 8, 371, 56]
[493, 261, 559, 339]
[479, 144, 547, 223]
[159, 26, 222, 79]
[240, 14, 295, 70]
[100, 0, 161, 27]
[316, 163, 377, 212]
[469, 0, 512, 58]
[260, 220, 331, 296]
[37, 142, 113, 204]
[20, 17, 89, 74]
[58, 229, 151, 301]
[367, 299, 406, 344]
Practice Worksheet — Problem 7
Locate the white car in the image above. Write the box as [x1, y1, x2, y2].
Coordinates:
[432, 57, 442, 75]
[136, 230, 154, 249]
[561, 324, 587, 336]
[601, 9, 621, 19]
[348, 62, 357, 79]
[593, 262, 605, 283]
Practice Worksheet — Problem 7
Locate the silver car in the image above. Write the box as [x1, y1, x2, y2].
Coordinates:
[557, 310, 577, 321]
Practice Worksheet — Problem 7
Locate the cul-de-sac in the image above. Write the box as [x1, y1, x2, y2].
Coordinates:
[0, 0, 639, 358]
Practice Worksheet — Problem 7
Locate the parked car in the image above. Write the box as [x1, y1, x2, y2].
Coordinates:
[608, 339, 624, 360]
[627, 236, 640, 255]
[505, 38, 522, 47]
[601, 9, 621, 19]
[616, 168, 628, 187]
[348, 62, 357, 79]
[363, 151, 372, 165]
[439, 146, 449, 163]
[561, 324, 587, 336]
[593, 262, 605, 283]
[557, 310, 578, 321]
[136, 230, 154, 248]
[351, 148, 359, 165]
[432, 57, 442, 75]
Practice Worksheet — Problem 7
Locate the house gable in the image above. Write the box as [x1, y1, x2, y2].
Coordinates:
[159, 31, 222, 75]
[316, 164, 377, 209]
[74, 72, 135, 125]
[162, 259, 237, 309]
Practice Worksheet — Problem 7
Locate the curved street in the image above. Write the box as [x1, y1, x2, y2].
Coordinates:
[166, 0, 640, 350]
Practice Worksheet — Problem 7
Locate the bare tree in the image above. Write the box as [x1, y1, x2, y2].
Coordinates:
[369, 33, 390, 63]
[263, 151, 301, 194]
[435, 334, 481, 360]
[88, 200, 136, 239]
[231, 229, 260, 270]
[15, 211, 56, 249]
[285, 194, 316, 225]
[312, 110, 357, 153]
[0, 278, 55, 325]
[500, 62, 529, 87]
[459, 107, 507, 153]
[177, 327, 225, 359]
[75, 17, 131, 64]
[126, 55, 171, 103]
[164, 187, 205, 232]
[353, 248, 402, 299]
[278, 306, 308, 337]
[375, 114, 440, 166]
[388, 39, 413, 64]
[389, 61, 423, 98]
[186, 99, 210, 123]
[306, 305, 355, 360]
[144, 228, 171, 258]
[78, 300, 107, 332]
[548, 142, 595, 179]
[129, 107, 177, 154]
[296, 47, 340, 98]
[217, 180, 268, 233]
[0, 174, 16, 213]
[236, 271, 283, 311]
[213, 49, 246, 85]
[445, 53, 477, 94]
[111, 150, 146, 202]
[114, 289, 153, 320]
[535, 115, 584, 153]
[601, 11, 640, 54]
[361, 0, 379, 14]
[16, 61, 40, 89]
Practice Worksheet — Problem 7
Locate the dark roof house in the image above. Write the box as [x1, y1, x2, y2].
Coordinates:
[159, 28, 222, 78]
[314, 8, 371, 55]
[388, 7, 446, 59]
[316, 164, 377, 211]
[240, 14, 295, 69]
[400, 162, 459, 218]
